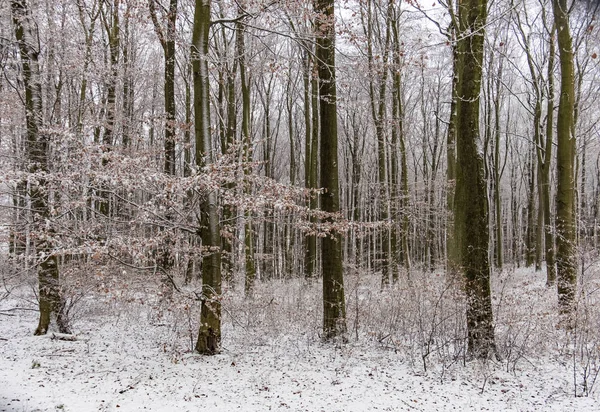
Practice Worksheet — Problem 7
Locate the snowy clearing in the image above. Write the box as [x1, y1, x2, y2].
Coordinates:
[1, 266, 600, 411]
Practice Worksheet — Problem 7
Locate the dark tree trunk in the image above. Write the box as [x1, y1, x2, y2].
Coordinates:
[11, 0, 70, 336]
[315, 0, 347, 340]
[454, 0, 495, 358]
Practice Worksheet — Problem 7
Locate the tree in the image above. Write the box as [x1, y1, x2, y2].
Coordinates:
[543, 22, 557, 285]
[11, 0, 70, 335]
[390, 3, 410, 279]
[149, 0, 178, 176]
[315, 0, 347, 340]
[235, 9, 256, 295]
[552, 0, 576, 318]
[149, 0, 179, 294]
[362, 0, 392, 286]
[192, 0, 222, 354]
[98, 0, 121, 217]
[454, 0, 496, 357]
[303, 34, 319, 280]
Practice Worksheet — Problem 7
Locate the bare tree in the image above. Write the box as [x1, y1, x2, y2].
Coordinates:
[552, 0, 576, 319]
[192, 0, 222, 354]
[453, 0, 496, 358]
[315, 0, 347, 340]
[11, 0, 71, 335]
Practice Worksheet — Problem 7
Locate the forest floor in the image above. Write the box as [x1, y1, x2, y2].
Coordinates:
[1, 263, 600, 411]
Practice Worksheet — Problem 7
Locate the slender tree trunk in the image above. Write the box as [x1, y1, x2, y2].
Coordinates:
[98, 0, 120, 218]
[221, 40, 238, 283]
[446, 31, 458, 276]
[544, 24, 557, 285]
[305, 62, 319, 279]
[363, 0, 392, 287]
[526, 148, 536, 267]
[75, 0, 99, 140]
[262, 81, 274, 280]
[552, 0, 577, 318]
[121, 8, 133, 149]
[150, 0, 178, 296]
[192, 0, 222, 354]
[493, 53, 504, 270]
[390, 8, 403, 282]
[236, 13, 256, 296]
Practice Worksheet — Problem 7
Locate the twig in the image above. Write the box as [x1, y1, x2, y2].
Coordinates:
[0, 307, 38, 312]
[50, 333, 79, 341]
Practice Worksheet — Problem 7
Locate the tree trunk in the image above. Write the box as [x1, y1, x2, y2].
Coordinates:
[363, 0, 392, 287]
[236, 13, 256, 296]
[305, 61, 319, 279]
[121, 8, 133, 149]
[99, 0, 120, 217]
[149, 0, 178, 296]
[525, 148, 536, 267]
[315, 0, 347, 341]
[454, 0, 495, 358]
[446, 28, 458, 277]
[492, 52, 504, 270]
[544, 24, 556, 285]
[11, 0, 70, 336]
[192, 0, 222, 354]
[552, 0, 577, 318]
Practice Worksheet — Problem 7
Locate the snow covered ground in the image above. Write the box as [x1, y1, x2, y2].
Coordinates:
[1, 265, 600, 411]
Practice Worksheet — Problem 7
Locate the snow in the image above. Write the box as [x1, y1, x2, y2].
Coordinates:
[1, 266, 600, 411]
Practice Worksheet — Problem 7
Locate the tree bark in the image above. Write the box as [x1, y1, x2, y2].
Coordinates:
[454, 0, 495, 358]
[11, 0, 70, 336]
[149, 0, 178, 296]
[315, 0, 347, 340]
[236, 12, 256, 296]
[446, 16, 459, 277]
[192, 0, 222, 354]
[98, 0, 120, 217]
[552, 0, 577, 318]
[305, 56, 319, 279]
[544, 24, 556, 285]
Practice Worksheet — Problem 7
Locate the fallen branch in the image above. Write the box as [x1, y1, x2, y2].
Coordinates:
[0, 312, 16, 317]
[50, 333, 79, 341]
[0, 307, 38, 312]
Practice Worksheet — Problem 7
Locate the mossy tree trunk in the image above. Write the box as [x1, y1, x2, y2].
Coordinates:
[11, 0, 70, 336]
[454, 0, 495, 358]
[552, 0, 576, 318]
[445, 13, 459, 277]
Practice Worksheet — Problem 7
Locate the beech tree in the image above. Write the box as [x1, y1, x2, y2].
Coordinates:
[10, 0, 70, 335]
[552, 0, 576, 318]
[454, 0, 496, 357]
[315, 0, 347, 340]
[192, 0, 222, 354]
[149, 0, 179, 291]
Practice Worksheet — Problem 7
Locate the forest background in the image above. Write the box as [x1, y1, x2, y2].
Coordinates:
[2, 0, 600, 409]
